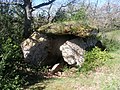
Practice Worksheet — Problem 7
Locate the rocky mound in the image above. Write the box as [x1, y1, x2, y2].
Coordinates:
[21, 21, 101, 72]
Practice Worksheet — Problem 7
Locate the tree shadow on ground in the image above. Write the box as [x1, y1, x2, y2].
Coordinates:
[19, 62, 59, 90]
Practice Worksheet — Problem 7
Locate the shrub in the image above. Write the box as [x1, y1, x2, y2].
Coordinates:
[71, 7, 87, 22]
[0, 37, 24, 90]
[79, 47, 110, 72]
[0, 13, 24, 89]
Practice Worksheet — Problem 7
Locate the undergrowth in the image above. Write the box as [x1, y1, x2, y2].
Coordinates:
[98, 31, 120, 52]
[79, 47, 110, 73]
[102, 38, 120, 52]
[78, 32, 120, 73]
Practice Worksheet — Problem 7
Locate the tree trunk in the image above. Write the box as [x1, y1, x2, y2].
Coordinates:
[23, 0, 33, 38]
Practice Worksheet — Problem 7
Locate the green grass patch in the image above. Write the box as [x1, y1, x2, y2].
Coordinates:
[98, 30, 120, 52]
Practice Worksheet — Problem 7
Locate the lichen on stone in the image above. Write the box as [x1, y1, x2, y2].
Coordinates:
[37, 21, 98, 37]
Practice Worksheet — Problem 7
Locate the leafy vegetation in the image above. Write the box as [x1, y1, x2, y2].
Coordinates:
[79, 47, 110, 73]
[52, 6, 88, 24]
[0, 13, 24, 89]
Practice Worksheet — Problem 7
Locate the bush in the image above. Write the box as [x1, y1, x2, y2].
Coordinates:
[79, 47, 110, 72]
[0, 10, 43, 90]
[0, 34, 23, 90]
[0, 38, 24, 90]
[0, 13, 24, 89]
[71, 7, 87, 22]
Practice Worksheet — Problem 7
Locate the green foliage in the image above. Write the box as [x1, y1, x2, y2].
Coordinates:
[0, 37, 23, 90]
[0, 75, 22, 90]
[52, 9, 68, 22]
[52, 7, 88, 24]
[0, 13, 24, 89]
[79, 47, 110, 72]
[33, 11, 49, 29]
[71, 7, 87, 21]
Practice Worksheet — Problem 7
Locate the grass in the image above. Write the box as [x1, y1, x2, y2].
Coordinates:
[104, 30, 120, 42]
[26, 30, 120, 90]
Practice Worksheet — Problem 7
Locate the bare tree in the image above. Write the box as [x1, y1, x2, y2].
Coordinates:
[0, 0, 56, 38]
[23, 0, 56, 38]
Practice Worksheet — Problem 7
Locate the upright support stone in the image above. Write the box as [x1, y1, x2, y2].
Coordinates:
[60, 38, 85, 66]
[21, 32, 49, 66]
[60, 37, 100, 66]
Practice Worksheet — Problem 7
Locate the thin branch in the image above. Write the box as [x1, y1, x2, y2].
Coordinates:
[0, 1, 22, 5]
[94, 0, 98, 14]
[85, 0, 90, 11]
[54, 0, 75, 15]
[51, 0, 75, 22]
[47, 3, 53, 23]
[33, 0, 56, 9]
[0, 2, 24, 8]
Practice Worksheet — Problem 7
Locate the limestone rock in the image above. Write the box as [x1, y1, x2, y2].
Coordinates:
[21, 32, 75, 66]
[21, 32, 49, 66]
[60, 37, 100, 66]
[21, 30, 100, 67]
[60, 38, 85, 66]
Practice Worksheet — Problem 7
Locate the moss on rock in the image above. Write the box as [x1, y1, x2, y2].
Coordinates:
[37, 21, 98, 37]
